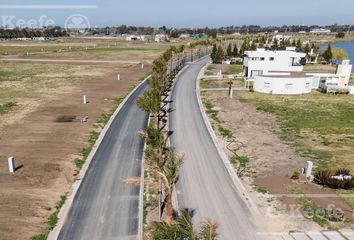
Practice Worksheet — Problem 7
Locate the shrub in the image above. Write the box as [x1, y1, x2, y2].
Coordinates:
[314, 170, 331, 186]
[335, 168, 350, 176]
[291, 171, 300, 180]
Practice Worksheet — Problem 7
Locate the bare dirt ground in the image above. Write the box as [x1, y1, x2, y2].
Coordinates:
[202, 90, 353, 233]
[0, 63, 151, 240]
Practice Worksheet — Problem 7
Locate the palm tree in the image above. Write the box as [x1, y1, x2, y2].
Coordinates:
[146, 209, 218, 240]
[145, 147, 184, 225]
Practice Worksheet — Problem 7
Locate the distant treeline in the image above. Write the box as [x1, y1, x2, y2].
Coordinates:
[1, 24, 352, 39]
[0, 27, 68, 39]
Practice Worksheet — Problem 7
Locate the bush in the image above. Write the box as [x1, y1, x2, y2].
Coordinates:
[335, 168, 350, 176]
[314, 169, 354, 190]
[291, 171, 300, 180]
[146, 125, 164, 148]
[314, 170, 331, 186]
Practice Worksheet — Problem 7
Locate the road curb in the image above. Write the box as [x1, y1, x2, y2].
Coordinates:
[195, 65, 261, 216]
[138, 113, 151, 240]
[48, 75, 151, 240]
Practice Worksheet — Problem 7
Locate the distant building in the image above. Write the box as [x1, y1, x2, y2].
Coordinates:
[126, 35, 146, 41]
[273, 34, 292, 42]
[155, 34, 167, 42]
[179, 34, 190, 39]
[310, 28, 331, 34]
[32, 37, 45, 41]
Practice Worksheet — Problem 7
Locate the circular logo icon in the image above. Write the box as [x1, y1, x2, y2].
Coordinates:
[64, 14, 90, 35]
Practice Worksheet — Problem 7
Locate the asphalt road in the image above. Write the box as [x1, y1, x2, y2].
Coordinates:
[58, 82, 149, 240]
[170, 58, 263, 240]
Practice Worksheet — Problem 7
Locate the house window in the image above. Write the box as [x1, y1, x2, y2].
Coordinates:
[260, 57, 265, 61]
[264, 82, 270, 88]
[305, 83, 310, 89]
[251, 70, 263, 77]
[269, 57, 274, 61]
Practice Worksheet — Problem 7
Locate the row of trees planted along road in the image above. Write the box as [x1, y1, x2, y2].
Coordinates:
[136, 40, 219, 239]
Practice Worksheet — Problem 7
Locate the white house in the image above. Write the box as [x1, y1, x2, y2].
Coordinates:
[310, 28, 331, 34]
[155, 34, 167, 42]
[273, 34, 292, 42]
[253, 73, 314, 95]
[243, 48, 306, 78]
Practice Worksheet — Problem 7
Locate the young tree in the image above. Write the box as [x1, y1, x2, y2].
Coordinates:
[145, 147, 184, 225]
[322, 44, 333, 63]
[296, 39, 303, 50]
[272, 38, 279, 50]
[336, 32, 345, 39]
[250, 41, 257, 50]
[215, 46, 225, 63]
[226, 43, 233, 57]
[304, 43, 311, 54]
[147, 209, 218, 240]
[232, 43, 238, 57]
[210, 44, 217, 63]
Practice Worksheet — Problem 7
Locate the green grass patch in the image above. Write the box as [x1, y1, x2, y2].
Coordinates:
[0, 71, 14, 80]
[200, 79, 212, 89]
[0, 102, 16, 114]
[31, 194, 67, 240]
[257, 186, 268, 194]
[237, 91, 354, 172]
[225, 65, 243, 75]
[218, 125, 233, 139]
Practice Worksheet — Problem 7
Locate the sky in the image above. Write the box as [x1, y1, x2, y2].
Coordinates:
[1, 0, 354, 28]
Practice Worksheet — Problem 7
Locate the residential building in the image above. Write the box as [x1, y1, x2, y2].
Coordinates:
[155, 34, 167, 42]
[243, 48, 306, 78]
[310, 28, 331, 34]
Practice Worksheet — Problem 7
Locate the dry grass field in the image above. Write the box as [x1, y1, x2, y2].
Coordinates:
[0, 38, 169, 240]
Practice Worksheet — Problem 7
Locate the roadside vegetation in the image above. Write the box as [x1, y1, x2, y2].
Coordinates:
[136, 42, 219, 238]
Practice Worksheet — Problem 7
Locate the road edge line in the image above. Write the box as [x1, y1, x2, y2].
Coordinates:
[48, 74, 151, 240]
[195, 65, 261, 216]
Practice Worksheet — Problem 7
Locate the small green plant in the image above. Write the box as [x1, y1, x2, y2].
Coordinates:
[218, 125, 233, 139]
[81, 147, 91, 160]
[257, 186, 268, 194]
[74, 158, 85, 169]
[291, 171, 300, 180]
[236, 155, 249, 168]
[0, 102, 16, 115]
[31, 194, 67, 239]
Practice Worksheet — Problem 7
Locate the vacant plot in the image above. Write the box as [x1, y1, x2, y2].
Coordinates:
[0, 39, 173, 61]
[204, 64, 243, 75]
[202, 88, 354, 230]
[0, 39, 168, 239]
[303, 63, 337, 73]
[237, 91, 354, 172]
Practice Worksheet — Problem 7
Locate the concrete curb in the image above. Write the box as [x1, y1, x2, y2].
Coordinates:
[48, 75, 151, 240]
[195, 65, 261, 216]
[138, 114, 151, 240]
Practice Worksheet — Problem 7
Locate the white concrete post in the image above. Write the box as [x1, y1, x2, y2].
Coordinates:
[8, 157, 16, 173]
[83, 95, 88, 104]
[229, 87, 233, 98]
[141, 63, 144, 69]
[26, 52, 29, 56]
[117, 74, 121, 81]
[306, 161, 313, 179]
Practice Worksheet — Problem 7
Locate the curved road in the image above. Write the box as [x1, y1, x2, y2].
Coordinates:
[58, 82, 149, 240]
[170, 58, 263, 240]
